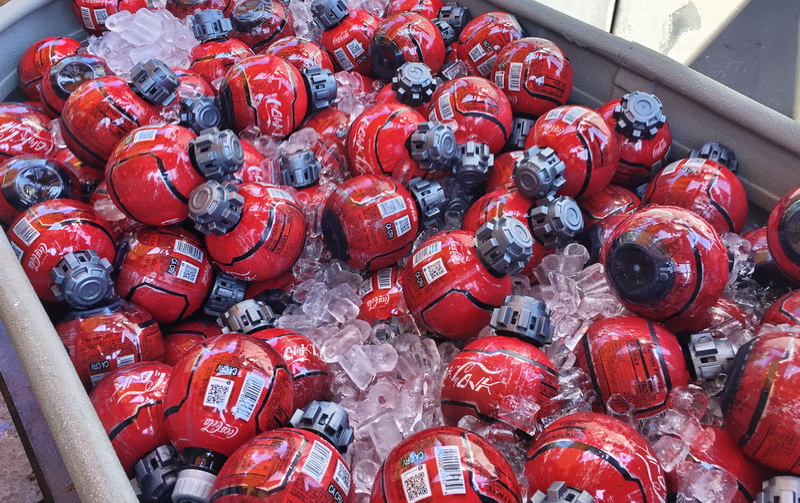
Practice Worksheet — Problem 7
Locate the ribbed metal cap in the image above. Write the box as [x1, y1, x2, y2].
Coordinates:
[474, 216, 533, 276]
[689, 142, 738, 174]
[506, 117, 534, 150]
[179, 98, 222, 134]
[190, 127, 244, 181]
[756, 476, 800, 503]
[191, 9, 233, 41]
[531, 482, 594, 503]
[433, 19, 457, 46]
[281, 150, 322, 189]
[437, 2, 472, 36]
[529, 195, 584, 248]
[290, 400, 354, 452]
[134, 445, 180, 503]
[392, 63, 436, 107]
[514, 146, 566, 199]
[409, 121, 457, 170]
[310, 0, 349, 30]
[231, 0, 272, 32]
[687, 332, 736, 383]
[188, 180, 245, 235]
[49, 55, 109, 101]
[219, 298, 277, 334]
[408, 177, 445, 225]
[204, 270, 247, 318]
[612, 91, 666, 140]
[454, 141, 493, 188]
[490, 295, 552, 346]
[50, 250, 114, 310]
[303, 66, 337, 112]
[130, 59, 179, 106]
[606, 231, 675, 304]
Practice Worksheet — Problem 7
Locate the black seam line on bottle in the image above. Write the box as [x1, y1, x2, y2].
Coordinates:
[239, 66, 259, 131]
[97, 81, 139, 124]
[253, 364, 292, 427]
[420, 288, 502, 335]
[581, 332, 604, 403]
[287, 62, 299, 133]
[125, 283, 190, 322]
[215, 207, 277, 266]
[168, 329, 209, 337]
[111, 152, 190, 206]
[460, 428, 519, 501]
[460, 347, 559, 377]
[619, 158, 650, 170]
[107, 400, 163, 441]
[139, 318, 158, 328]
[49, 218, 116, 245]
[778, 199, 800, 264]
[525, 440, 648, 502]
[661, 243, 703, 321]
[520, 82, 563, 105]
[372, 108, 407, 176]
[362, 241, 413, 271]
[408, 30, 425, 66]
[60, 118, 107, 166]
[779, 298, 800, 323]
[251, 17, 287, 53]
[163, 346, 207, 417]
[706, 168, 735, 232]
[458, 110, 508, 140]
[574, 127, 593, 199]
[293, 370, 329, 379]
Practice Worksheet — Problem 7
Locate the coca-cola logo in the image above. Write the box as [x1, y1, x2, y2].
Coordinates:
[200, 418, 239, 440]
[283, 344, 315, 361]
[351, 121, 371, 174]
[27, 243, 49, 272]
[260, 97, 285, 135]
[332, 32, 351, 47]
[366, 294, 390, 311]
[652, 137, 668, 157]
[445, 361, 502, 394]
[0, 123, 51, 154]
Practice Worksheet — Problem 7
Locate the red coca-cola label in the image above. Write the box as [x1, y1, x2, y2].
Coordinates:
[457, 12, 524, 78]
[321, 10, 378, 75]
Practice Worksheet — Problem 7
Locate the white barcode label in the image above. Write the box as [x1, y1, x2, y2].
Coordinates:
[437, 94, 455, 120]
[413, 241, 442, 266]
[346, 39, 365, 58]
[10, 241, 23, 260]
[175, 239, 204, 261]
[177, 261, 199, 283]
[333, 47, 354, 71]
[81, 6, 95, 29]
[435, 446, 466, 495]
[301, 440, 332, 483]
[394, 215, 412, 237]
[358, 279, 373, 297]
[203, 376, 234, 408]
[13, 218, 40, 246]
[545, 108, 561, 121]
[468, 43, 486, 62]
[332, 459, 351, 492]
[684, 157, 706, 168]
[377, 268, 393, 290]
[90, 372, 106, 386]
[477, 55, 497, 76]
[562, 107, 585, 125]
[422, 258, 447, 283]
[268, 187, 296, 202]
[494, 71, 505, 89]
[117, 354, 135, 367]
[94, 8, 109, 24]
[233, 372, 266, 421]
[133, 128, 158, 143]
[402, 464, 432, 503]
[508, 62, 523, 92]
[378, 196, 406, 218]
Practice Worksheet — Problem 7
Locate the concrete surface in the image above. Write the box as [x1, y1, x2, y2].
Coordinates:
[0, 395, 43, 503]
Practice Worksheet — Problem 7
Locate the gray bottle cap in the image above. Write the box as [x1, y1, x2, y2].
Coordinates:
[281, 150, 322, 189]
[409, 121, 457, 170]
[392, 63, 436, 107]
[204, 270, 247, 318]
[303, 66, 337, 112]
[490, 295, 552, 346]
[130, 59, 179, 106]
[506, 116, 534, 150]
[290, 400, 354, 452]
[474, 216, 533, 276]
[687, 332, 736, 382]
[514, 146, 566, 199]
[689, 142, 738, 174]
[529, 195, 584, 248]
[310, 0, 349, 30]
[134, 445, 180, 503]
[50, 250, 114, 310]
[612, 91, 665, 140]
[454, 141, 493, 188]
[190, 127, 244, 181]
[437, 2, 472, 36]
[532, 482, 594, 503]
[231, 0, 272, 32]
[49, 55, 110, 101]
[191, 9, 233, 42]
[756, 476, 800, 503]
[219, 298, 277, 334]
[433, 19, 457, 46]
[408, 177, 446, 225]
[188, 180, 245, 235]
[179, 98, 222, 134]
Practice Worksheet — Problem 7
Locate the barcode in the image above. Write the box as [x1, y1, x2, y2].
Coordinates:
[545, 108, 561, 121]
[268, 187, 296, 202]
[435, 446, 466, 495]
[358, 278, 373, 297]
[684, 157, 706, 168]
[175, 239, 204, 261]
[177, 261, 199, 283]
[377, 268, 393, 290]
[94, 8, 109, 24]
[413, 241, 442, 266]
[133, 128, 158, 143]
[468, 43, 486, 62]
[346, 39, 365, 58]
[494, 71, 505, 89]
[437, 94, 455, 120]
[378, 196, 406, 218]
[117, 354, 135, 367]
[10, 241, 23, 260]
[394, 215, 412, 237]
[562, 107, 585, 125]
[401, 464, 432, 503]
[81, 6, 95, 29]
[508, 62, 523, 92]
[90, 373, 106, 386]
[422, 258, 447, 283]
[233, 372, 266, 421]
[333, 47, 354, 71]
[332, 459, 351, 492]
[301, 440, 332, 483]
[13, 218, 40, 246]
[477, 55, 497, 76]
[203, 376, 234, 408]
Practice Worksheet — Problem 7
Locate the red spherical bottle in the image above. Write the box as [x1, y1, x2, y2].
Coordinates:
[0, 103, 56, 159]
[767, 184, 800, 283]
[721, 330, 800, 473]
[582, 212, 629, 266]
[18, 36, 81, 99]
[167, 0, 235, 19]
[115, 226, 214, 324]
[386, 0, 444, 18]
[644, 157, 748, 235]
[370, 13, 446, 82]
[89, 181, 146, 239]
[485, 150, 524, 192]
[575, 316, 690, 420]
[578, 183, 640, 229]
[490, 37, 572, 117]
[300, 108, 351, 172]
[745, 226, 793, 290]
[163, 333, 294, 502]
[525, 412, 667, 502]
[8, 199, 116, 303]
[188, 10, 255, 86]
[54, 147, 105, 200]
[428, 75, 513, 154]
[370, 426, 522, 502]
[39, 54, 113, 118]
[665, 297, 747, 335]
[164, 319, 225, 366]
[263, 36, 335, 72]
[401, 216, 533, 340]
[313, 0, 379, 75]
[0, 155, 81, 226]
[457, 11, 524, 77]
[358, 266, 407, 324]
[174, 68, 216, 99]
[229, 0, 295, 53]
[761, 289, 800, 327]
[604, 205, 728, 323]
[70, 0, 150, 35]
[56, 299, 165, 390]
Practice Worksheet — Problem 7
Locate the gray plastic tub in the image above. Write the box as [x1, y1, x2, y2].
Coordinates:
[0, 0, 798, 501]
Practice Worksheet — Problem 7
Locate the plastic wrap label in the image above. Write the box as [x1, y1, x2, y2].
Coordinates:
[268, 188, 296, 203]
[437, 94, 455, 121]
[508, 63, 523, 92]
[435, 446, 466, 495]
[12, 218, 40, 246]
[301, 440, 332, 483]
[203, 376, 234, 409]
[174, 239, 204, 262]
[377, 268, 393, 290]
[334, 48, 355, 71]
[378, 196, 407, 218]
[232, 372, 266, 421]
[402, 463, 432, 503]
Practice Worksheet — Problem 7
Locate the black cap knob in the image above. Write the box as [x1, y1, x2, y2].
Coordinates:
[612, 91, 666, 140]
[50, 250, 115, 310]
[392, 62, 436, 107]
[531, 482, 594, 503]
[437, 2, 472, 36]
[179, 98, 222, 134]
[280, 150, 322, 189]
[475, 216, 534, 276]
[433, 19, 457, 46]
[190, 127, 244, 181]
[606, 231, 675, 304]
[409, 121, 457, 170]
[408, 177, 446, 226]
[514, 146, 566, 199]
[290, 401, 354, 452]
[490, 295, 552, 346]
[191, 9, 233, 41]
[454, 141, 493, 188]
[506, 117, 534, 150]
[231, 0, 272, 32]
[689, 142, 738, 174]
[219, 298, 277, 334]
[130, 59, 180, 106]
[188, 180, 245, 235]
[303, 66, 337, 112]
[49, 55, 110, 101]
[134, 445, 180, 503]
[204, 270, 247, 318]
[529, 195, 584, 248]
[370, 32, 407, 82]
[310, 0, 349, 30]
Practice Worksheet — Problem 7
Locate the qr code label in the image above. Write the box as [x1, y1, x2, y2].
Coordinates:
[358, 278, 374, 297]
[394, 215, 412, 237]
[133, 128, 158, 143]
[12, 218, 40, 246]
[116, 354, 135, 367]
[333, 459, 351, 492]
[422, 258, 447, 284]
[346, 39, 365, 58]
[177, 261, 199, 283]
[545, 108, 562, 121]
[333, 47, 354, 71]
[468, 43, 486, 62]
[203, 376, 234, 409]
[401, 464, 432, 503]
[494, 71, 505, 89]
[94, 8, 109, 24]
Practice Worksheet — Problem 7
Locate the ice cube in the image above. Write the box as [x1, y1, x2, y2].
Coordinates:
[319, 325, 362, 363]
[652, 436, 689, 473]
[364, 344, 399, 373]
[365, 411, 403, 460]
[339, 345, 376, 390]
